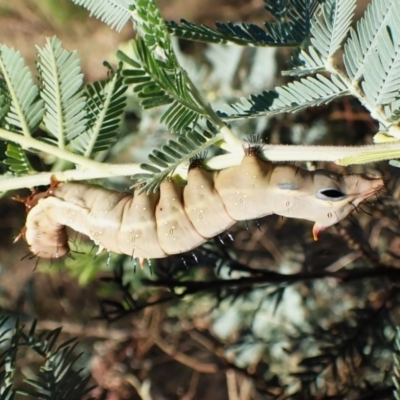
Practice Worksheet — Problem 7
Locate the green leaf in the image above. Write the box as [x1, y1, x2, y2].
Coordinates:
[36, 37, 87, 148]
[220, 74, 349, 119]
[72, 63, 128, 157]
[134, 128, 220, 193]
[393, 327, 400, 400]
[286, 0, 355, 77]
[311, 0, 356, 60]
[132, 0, 175, 64]
[69, 0, 133, 32]
[0, 45, 44, 135]
[167, 0, 320, 47]
[0, 80, 9, 124]
[3, 143, 35, 175]
[16, 321, 93, 399]
[361, 20, 400, 107]
[344, 0, 399, 82]
[283, 46, 325, 77]
[119, 39, 209, 134]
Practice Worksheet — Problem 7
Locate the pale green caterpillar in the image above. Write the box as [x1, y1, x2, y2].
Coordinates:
[16, 154, 384, 263]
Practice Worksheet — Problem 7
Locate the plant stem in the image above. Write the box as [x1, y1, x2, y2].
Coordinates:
[0, 165, 143, 192]
[2, 127, 400, 192]
[0, 129, 106, 170]
[206, 143, 400, 169]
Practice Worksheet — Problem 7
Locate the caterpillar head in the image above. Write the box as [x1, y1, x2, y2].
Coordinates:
[269, 165, 384, 240]
[310, 171, 384, 239]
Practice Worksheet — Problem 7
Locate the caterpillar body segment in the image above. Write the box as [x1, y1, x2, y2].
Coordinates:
[16, 154, 384, 262]
[214, 154, 275, 220]
[156, 180, 207, 255]
[183, 167, 235, 238]
[118, 190, 167, 259]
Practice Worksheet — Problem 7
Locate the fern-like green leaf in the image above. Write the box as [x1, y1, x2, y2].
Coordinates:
[264, 0, 292, 21]
[167, 0, 319, 47]
[16, 322, 94, 399]
[361, 21, 400, 107]
[134, 128, 216, 193]
[131, 0, 175, 64]
[69, 0, 133, 32]
[0, 45, 44, 136]
[283, 46, 325, 76]
[36, 37, 87, 148]
[0, 316, 20, 400]
[287, 0, 355, 77]
[0, 80, 9, 124]
[72, 63, 127, 157]
[119, 39, 209, 134]
[220, 74, 349, 119]
[311, 0, 355, 60]
[3, 143, 35, 175]
[393, 327, 400, 400]
[344, 0, 398, 82]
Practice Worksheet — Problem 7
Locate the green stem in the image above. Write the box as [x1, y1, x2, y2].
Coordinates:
[3, 123, 400, 193]
[0, 129, 104, 170]
[205, 143, 400, 169]
[0, 165, 142, 192]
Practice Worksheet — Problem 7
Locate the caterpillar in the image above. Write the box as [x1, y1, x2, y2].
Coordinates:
[15, 153, 384, 264]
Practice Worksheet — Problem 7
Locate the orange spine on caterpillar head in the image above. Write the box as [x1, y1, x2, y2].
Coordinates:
[16, 151, 384, 261]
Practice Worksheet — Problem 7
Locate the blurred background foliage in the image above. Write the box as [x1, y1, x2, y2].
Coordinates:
[1, 0, 400, 399]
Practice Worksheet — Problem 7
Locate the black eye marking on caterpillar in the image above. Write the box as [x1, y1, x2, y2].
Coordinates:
[316, 188, 347, 201]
